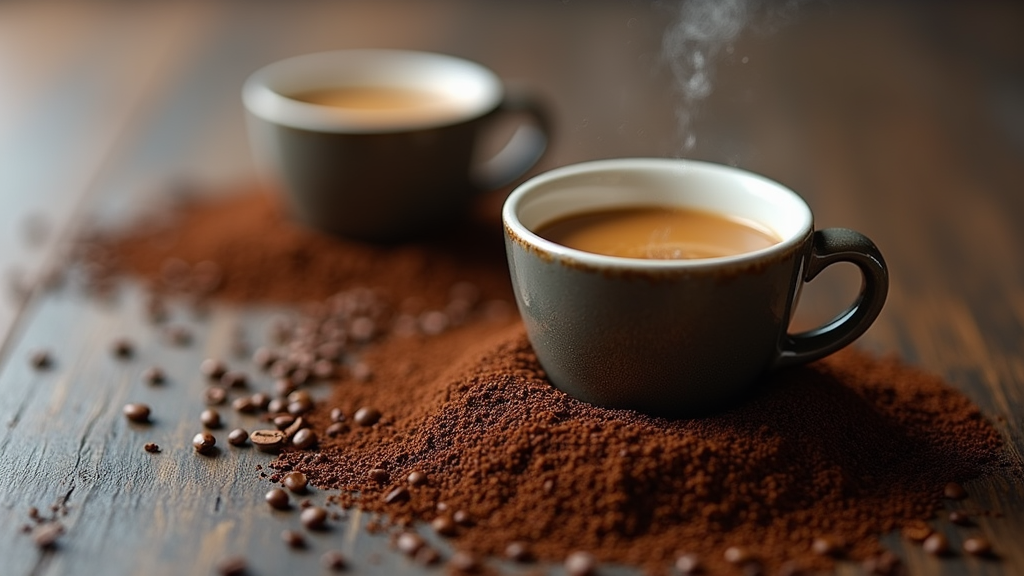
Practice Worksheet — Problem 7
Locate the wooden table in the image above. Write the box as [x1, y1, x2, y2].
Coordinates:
[1, 1, 1022, 574]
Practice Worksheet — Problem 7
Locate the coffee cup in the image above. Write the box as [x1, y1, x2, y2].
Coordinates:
[243, 49, 550, 241]
[503, 158, 888, 417]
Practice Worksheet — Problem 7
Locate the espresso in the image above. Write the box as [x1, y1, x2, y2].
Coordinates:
[289, 86, 452, 111]
[535, 207, 781, 259]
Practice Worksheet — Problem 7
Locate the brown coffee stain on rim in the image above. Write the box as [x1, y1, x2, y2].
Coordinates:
[504, 220, 813, 283]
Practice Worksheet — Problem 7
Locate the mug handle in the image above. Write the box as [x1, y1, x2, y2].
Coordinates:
[471, 86, 552, 191]
[774, 228, 889, 369]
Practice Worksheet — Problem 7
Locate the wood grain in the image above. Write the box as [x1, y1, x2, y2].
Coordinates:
[0, 1, 1022, 575]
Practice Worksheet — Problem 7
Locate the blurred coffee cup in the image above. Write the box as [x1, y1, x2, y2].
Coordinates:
[244, 49, 550, 241]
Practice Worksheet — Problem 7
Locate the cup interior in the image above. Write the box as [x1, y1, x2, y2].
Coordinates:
[504, 158, 813, 267]
[243, 49, 503, 133]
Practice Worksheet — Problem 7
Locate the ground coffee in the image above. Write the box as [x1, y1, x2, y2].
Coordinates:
[91, 189, 1011, 574]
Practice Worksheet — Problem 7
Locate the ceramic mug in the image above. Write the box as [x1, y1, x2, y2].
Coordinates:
[244, 49, 550, 241]
[503, 158, 888, 417]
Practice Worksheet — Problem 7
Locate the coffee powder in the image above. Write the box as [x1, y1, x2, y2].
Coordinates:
[90, 189, 1012, 574]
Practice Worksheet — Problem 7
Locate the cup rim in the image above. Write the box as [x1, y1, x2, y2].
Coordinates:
[242, 49, 504, 134]
[502, 157, 814, 270]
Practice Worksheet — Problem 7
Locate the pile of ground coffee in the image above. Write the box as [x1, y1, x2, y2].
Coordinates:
[90, 189, 1010, 574]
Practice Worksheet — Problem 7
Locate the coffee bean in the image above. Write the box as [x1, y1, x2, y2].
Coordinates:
[215, 555, 247, 576]
[384, 487, 410, 504]
[300, 506, 328, 530]
[232, 396, 257, 414]
[329, 408, 345, 422]
[221, 370, 248, 389]
[200, 358, 227, 380]
[963, 537, 992, 556]
[292, 428, 316, 449]
[282, 416, 305, 440]
[252, 347, 277, 370]
[354, 406, 381, 426]
[283, 471, 308, 494]
[201, 409, 222, 429]
[351, 362, 373, 382]
[862, 551, 901, 576]
[267, 398, 287, 414]
[419, 311, 449, 335]
[32, 523, 63, 548]
[369, 468, 389, 483]
[407, 471, 428, 487]
[144, 443, 160, 453]
[396, 532, 424, 555]
[724, 546, 753, 565]
[448, 550, 478, 572]
[564, 551, 597, 576]
[28, 506, 39, 519]
[943, 482, 967, 500]
[432, 515, 457, 537]
[205, 386, 228, 406]
[922, 532, 950, 556]
[453, 509, 472, 526]
[287, 398, 313, 416]
[193, 432, 216, 454]
[949, 510, 972, 526]
[111, 338, 134, 359]
[320, 551, 346, 571]
[675, 553, 700, 574]
[281, 529, 305, 549]
[249, 393, 270, 410]
[141, 366, 165, 385]
[811, 536, 843, 557]
[29, 350, 52, 370]
[901, 521, 932, 542]
[123, 403, 151, 423]
[273, 415, 296, 429]
[505, 541, 534, 563]
[415, 546, 441, 566]
[326, 422, 347, 437]
[312, 359, 335, 379]
[227, 428, 249, 446]
[265, 488, 290, 510]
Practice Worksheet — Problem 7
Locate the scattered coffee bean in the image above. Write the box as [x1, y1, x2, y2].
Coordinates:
[267, 398, 287, 414]
[141, 366, 165, 385]
[253, 347, 276, 370]
[675, 553, 700, 574]
[123, 403, 151, 423]
[300, 506, 328, 530]
[200, 358, 227, 380]
[320, 550, 346, 571]
[415, 546, 441, 566]
[862, 551, 901, 576]
[111, 338, 133, 359]
[325, 422, 347, 437]
[265, 488, 290, 510]
[201, 409, 222, 429]
[221, 370, 248, 389]
[29, 350, 52, 370]
[273, 415, 296, 430]
[811, 536, 843, 557]
[448, 550, 478, 572]
[215, 555, 247, 576]
[949, 510, 972, 526]
[565, 551, 597, 576]
[281, 529, 305, 548]
[384, 486, 410, 504]
[922, 532, 950, 556]
[943, 482, 967, 500]
[193, 432, 216, 454]
[232, 396, 257, 414]
[724, 546, 753, 565]
[28, 506, 39, 519]
[901, 521, 933, 542]
[32, 523, 64, 548]
[369, 468, 389, 483]
[505, 541, 534, 563]
[329, 408, 345, 423]
[353, 406, 381, 426]
[432, 515, 457, 537]
[283, 472, 308, 494]
[282, 416, 305, 440]
[144, 443, 160, 453]
[963, 537, 992, 556]
[287, 398, 313, 416]
[292, 428, 316, 449]
[453, 509, 472, 526]
[407, 470, 428, 487]
[249, 393, 270, 410]
[227, 428, 249, 447]
[396, 532, 425, 555]
[205, 386, 228, 406]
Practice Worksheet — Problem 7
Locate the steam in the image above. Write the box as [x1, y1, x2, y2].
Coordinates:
[661, 0, 810, 153]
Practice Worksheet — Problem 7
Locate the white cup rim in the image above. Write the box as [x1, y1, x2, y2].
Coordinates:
[242, 49, 504, 134]
[502, 157, 814, 270]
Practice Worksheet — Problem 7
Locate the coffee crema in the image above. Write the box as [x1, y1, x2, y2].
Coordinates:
[289, 86, 454, 111]
[535, 207, 781, 260]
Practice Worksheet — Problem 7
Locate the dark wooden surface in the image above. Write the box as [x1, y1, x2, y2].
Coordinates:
[1, 1, 1023, 575]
